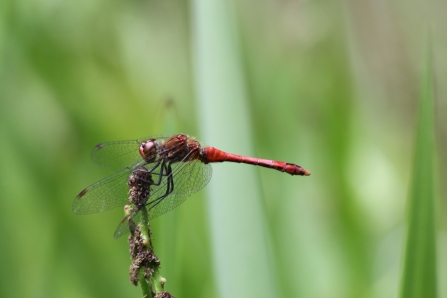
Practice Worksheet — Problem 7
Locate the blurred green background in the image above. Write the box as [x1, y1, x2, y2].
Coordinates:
[0, 0, 446, 297]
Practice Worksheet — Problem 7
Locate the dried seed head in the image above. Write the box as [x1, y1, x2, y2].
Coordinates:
[128, 168, 154, 207]
[128, 225, 160, 286]
[155, 291, 176, 298]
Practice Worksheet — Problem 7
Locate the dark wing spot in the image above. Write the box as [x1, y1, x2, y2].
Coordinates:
[120, 215, 131, 225]
[94, 143, 105, 150]
[76, 188, 88, 199]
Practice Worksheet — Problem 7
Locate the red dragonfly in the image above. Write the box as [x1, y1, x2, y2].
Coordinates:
[73, 134, 310, 238]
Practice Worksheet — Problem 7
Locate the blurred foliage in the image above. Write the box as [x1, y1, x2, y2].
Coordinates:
[400, 39, 437, 298]
[0, 0, 446, 297]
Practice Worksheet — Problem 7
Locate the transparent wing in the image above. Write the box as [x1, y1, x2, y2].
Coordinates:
[73, 161, 151, 214]
[113, 210, 144, 239]
[112, 157, 212, 238]
[146, 158, 212, 220]
[91, 134, 172, 171]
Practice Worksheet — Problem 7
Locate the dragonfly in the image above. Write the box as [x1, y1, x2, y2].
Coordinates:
[73, 134, 310, 238]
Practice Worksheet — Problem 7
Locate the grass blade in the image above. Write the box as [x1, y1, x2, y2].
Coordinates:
[191, 1, 278, 297]
[400, 39, 437, 298]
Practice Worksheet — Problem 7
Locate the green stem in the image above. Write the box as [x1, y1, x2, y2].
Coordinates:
[139, 206, 150, 246]
[139, 269, 151, 298]
[150, 267, 165, 294]
[139, 206, 153, 298]
[137, 206, 167, 297]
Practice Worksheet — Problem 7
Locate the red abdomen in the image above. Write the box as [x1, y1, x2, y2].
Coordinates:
[202, 147, 310, 176]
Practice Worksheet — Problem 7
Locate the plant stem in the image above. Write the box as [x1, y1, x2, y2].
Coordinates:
[139, 206, 153, 298]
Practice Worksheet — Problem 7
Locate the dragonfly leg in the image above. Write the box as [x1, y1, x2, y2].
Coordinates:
[135, 158, 167, 187]
[150, 159, 169, 187]
[146, 147, 201, 210]
[145, 159, 162, 173]
[146, 161, 175, 210]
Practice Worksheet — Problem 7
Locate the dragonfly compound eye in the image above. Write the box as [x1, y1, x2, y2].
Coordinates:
[139, 140, 157, 162]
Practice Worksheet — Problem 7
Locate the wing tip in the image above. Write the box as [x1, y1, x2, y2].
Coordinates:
[76, 188, 88, 199]
[94, 143, 105, 150]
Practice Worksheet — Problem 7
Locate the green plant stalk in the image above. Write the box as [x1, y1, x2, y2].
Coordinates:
[400, 39, 437, 298]
[191, 0, 278, 297]
[139, 206, 153, 298]
[140, 206, 151, 245]
[139, 269, 151, 298]
[150, 268, 165, 294]
[137, 206, 166, 298]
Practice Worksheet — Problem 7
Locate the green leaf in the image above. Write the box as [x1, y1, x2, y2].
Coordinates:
[400, 38, 437, 298]
[191, 1, 278, 297]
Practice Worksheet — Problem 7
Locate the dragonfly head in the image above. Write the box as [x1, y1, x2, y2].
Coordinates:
[139, 139, 157, 162]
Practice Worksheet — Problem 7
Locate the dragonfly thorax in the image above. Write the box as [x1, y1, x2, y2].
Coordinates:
[162, 134, 201, 162]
